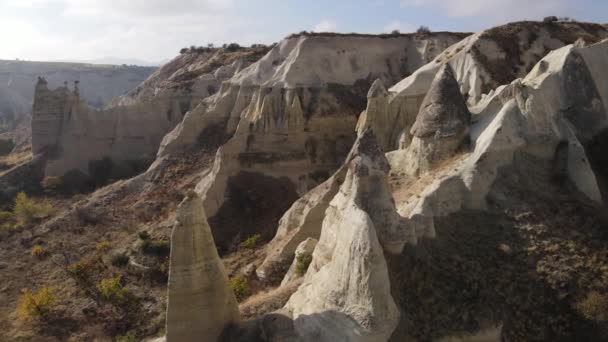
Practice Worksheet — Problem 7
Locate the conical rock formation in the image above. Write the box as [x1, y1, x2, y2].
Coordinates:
[166, 193, 240, 342]
[400, 64, 470, 175]
[283, 131, 412, 342]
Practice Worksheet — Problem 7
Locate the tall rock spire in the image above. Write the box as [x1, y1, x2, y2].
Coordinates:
[166, 192, 240, 342]
[411, 64, 470, 139]
[402, 64, 471, 175]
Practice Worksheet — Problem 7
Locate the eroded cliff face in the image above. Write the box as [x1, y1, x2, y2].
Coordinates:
[154, 33, 470, 249]
[0, 60, 155, 133]
[31, 48, 269, 179]
[357, 21, 608, 152]
[272, 38, 608, 341]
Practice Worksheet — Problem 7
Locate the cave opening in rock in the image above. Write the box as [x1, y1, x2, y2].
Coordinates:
[208, 171, 299, 254]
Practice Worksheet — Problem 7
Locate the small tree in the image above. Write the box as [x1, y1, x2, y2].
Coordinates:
[416, 25, 431, 34]
[226, 43, 241, 51]
[179, 47, 189, 54]
[543, 16, 558, 23]
[207, 43, 215, 48]
[391, 29, 400, 35]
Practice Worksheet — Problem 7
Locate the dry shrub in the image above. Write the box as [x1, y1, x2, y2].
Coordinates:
[30, 245, 47, 259]
[16, 287, 56, 321]
[577, 291, 608, 322]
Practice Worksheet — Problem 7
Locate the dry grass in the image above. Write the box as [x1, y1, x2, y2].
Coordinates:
[239, 280, 302, 320]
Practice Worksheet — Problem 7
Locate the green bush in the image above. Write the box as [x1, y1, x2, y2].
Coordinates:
[240, 234, 261, 249]
[230, 275, 250, 301]
[13, 192, 52, 224]
[0, 210, 14, 232]
[16, 287, 56, 321]
[110, 253, 130, 268]
[295, 252, 313, 277]
[96, 276, 133, 306]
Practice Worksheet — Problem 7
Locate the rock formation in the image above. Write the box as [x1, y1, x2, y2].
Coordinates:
[166, 193, 239, 342]
[154, 33, 469, 250]
[31, 48, 267, 179]
[397, 64, 471, 175]
[280, 237, 317, 286]
[283, 130, 410, 341]
[0, 60, 154, 133]
[358, 21, 608, 152]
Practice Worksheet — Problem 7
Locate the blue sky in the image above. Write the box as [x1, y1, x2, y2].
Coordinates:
[0, 0, 606, 64]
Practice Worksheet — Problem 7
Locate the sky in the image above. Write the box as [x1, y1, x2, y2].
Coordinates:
[0, 0, 607, 65]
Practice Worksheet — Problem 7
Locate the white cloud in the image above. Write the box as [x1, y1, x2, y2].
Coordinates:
[400, 0, 572, 21]
[383, 20, 415, 33]
[0, 0, 266, 62]
[313, 19, 338, 32]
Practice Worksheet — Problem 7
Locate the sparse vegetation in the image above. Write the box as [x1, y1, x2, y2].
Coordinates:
[240, 234, 262, 249]
[76, 206, 100, 225]
[116, 331, 138, 342]
[230, 275, 250, 301]
[96, 240, 111, 253]
[16, 287, 56, 321]
[138, 231, 151, 241]
[577, 291, 608, 322]
[30, 245, 47, 259]
[41, 176, 64, 193]
[295, 252, 313, 277]
[0, 210, 14, 232]
[13, 192, 52, 225]
[110, 253, 130, 268]
[96, 276, 133, 306]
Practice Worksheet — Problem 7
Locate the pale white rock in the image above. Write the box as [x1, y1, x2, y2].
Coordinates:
[393, 39, 608, 241]
[280, 237, 318, 286]
[284, 131, 412, 342]
[365, 22, 608, 152]
[398, 64, 471, 176]
[166, 193, 239, 342]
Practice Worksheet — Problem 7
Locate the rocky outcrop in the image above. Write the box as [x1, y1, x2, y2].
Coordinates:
[153, 33, 469, 249]
[397, 64, 470, 175]
[166, 193, 239, 342]
[0, 60, 154, 133]
[358, 21, 608, 152]
[283, 131, 410, 341]
[31, 78, 182, 177]
[31, 48, 266, 178]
